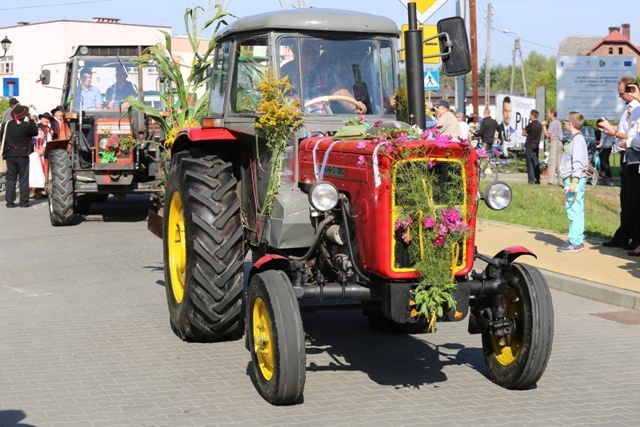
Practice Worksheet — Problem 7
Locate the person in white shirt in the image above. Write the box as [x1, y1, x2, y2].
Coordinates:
[598, 76, 640, 250]
[456, 112, 471, 142]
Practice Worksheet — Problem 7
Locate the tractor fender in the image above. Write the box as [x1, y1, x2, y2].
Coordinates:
[171, 127, 239, 155]
[248, 254, 291, 284]
[493, 246, 537, 264]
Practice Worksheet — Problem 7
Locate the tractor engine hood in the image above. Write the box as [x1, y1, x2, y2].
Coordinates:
[298, 135, 479, 280]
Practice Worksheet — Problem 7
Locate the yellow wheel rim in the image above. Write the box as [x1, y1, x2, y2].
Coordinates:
[167, 191, 186, 303]
[491, 288, 521, 366]
[252, 296, 274, 380]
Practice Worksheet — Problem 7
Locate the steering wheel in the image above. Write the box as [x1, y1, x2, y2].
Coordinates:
[304, 95, 361, 114]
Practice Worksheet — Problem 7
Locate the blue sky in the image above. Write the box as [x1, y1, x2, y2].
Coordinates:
[1, 0, 638, 66]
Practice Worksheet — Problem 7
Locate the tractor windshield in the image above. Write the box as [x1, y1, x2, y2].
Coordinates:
[68, 58, 161, 112]
[278, 37, 396, 115]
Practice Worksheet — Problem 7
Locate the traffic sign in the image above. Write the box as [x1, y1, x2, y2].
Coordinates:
[400, 24, 440, 64]
[424, 70, 439, 91]
[399, 0, 448, 24]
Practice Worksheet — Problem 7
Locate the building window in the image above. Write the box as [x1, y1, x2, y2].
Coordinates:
[0, 56, 13, 75]
[619, 47, 623, 54]
[609, 47, 613, 54]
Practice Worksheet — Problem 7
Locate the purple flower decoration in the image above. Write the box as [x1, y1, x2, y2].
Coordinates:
[396, 132, 408, 144]
[373, 119, 383, 127]
[476, 148, 488, 158]
[442, 208, 461, 224]
[356, 155, 366, 168]
[357, 141, 366, 150]
[435, 134, 452, 148]
[423, 217, 436, 229]
[359, 116, 367, 123]
[428, 160, 436, 169]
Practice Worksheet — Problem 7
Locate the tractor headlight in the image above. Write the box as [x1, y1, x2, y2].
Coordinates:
[308, 182, 339, 212]
[483, 181, 512, 211]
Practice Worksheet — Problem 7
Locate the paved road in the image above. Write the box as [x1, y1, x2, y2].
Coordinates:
[1, 198, 639, 426]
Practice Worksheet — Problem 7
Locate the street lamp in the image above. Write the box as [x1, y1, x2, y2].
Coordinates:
[502, 29, 527, 95]
[0, 35, 11, 58]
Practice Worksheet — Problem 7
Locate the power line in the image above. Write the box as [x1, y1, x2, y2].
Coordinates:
[0, 0, 110, 12]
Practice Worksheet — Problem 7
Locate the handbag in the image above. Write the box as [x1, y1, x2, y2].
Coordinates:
[0, 122, 8, 175]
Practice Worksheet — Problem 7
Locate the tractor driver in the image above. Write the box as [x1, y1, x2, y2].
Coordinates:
[280, 38, 367, 115]
[105, 66, 138, 109]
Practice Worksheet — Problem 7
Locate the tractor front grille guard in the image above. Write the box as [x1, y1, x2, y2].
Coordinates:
[391, 158, 468, 274]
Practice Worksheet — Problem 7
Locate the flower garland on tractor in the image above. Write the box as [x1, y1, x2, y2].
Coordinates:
[340, 116, 477, 331]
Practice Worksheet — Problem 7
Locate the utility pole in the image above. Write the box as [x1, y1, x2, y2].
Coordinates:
[508, 34, 528, 96]
[469, 0, 478, 123]
[510, 38, 516, 94]
[484, 2, 492, 109]
[518, 38, 528, 96]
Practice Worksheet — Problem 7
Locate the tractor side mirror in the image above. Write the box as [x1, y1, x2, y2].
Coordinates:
[437, 17, 471, 76]
[40, 69, 51, 85]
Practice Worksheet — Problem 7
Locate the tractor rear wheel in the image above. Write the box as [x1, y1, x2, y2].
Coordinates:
[48, 149, 74, 226]
[481, 263, 554, 389]
[247, 270, 305, 405]
[163, 150, 244, 342]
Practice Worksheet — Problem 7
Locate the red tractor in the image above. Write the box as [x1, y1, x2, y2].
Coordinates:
[41, 46, 166, 225]
[151, 6, 553, 405]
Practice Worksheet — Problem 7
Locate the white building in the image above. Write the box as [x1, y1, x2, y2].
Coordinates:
[0, 18, 174, 114]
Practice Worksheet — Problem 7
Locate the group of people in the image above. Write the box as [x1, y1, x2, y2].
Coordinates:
[1, 98, 65, 208]
[545, 76, 640, 256]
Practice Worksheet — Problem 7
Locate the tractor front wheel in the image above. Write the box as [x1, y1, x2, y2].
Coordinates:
[48, 149, 74, 226]
[247, 270, 305, 405]
[481, 263, 554, 389]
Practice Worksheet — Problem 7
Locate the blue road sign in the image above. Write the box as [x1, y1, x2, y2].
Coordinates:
[424, 70, 439, 91]
[3, 78, 19, 97]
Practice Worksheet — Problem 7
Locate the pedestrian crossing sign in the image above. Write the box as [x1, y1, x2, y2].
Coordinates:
[424, 70, 439, 91]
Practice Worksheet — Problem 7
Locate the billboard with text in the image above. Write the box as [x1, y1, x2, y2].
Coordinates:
[557, 56, 636, 120]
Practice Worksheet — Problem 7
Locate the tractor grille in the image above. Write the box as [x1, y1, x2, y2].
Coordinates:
[392, 159, 465, 270]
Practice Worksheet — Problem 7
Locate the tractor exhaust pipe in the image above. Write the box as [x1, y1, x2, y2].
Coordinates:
[405, 2, 426, 128]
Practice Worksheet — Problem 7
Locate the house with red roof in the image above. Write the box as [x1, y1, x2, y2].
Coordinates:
[587, 24, 640, 75]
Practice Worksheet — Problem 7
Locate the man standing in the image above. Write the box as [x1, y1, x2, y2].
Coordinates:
[542, 108, 563, 185]
[456, 112, 470, 141]
[2, 97, 19, 124]
[522, 109, 543, 184]
[75, 68, 103, 110]
[475, 108, 500, 151]
[598, 76, 640, 249]
[434, 100, 462, 138]
[1, 105, 39, 208]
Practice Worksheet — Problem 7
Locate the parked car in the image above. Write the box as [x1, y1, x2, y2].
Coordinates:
[562, 125, 597, 149]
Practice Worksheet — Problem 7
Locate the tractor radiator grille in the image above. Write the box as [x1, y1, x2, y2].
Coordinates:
[392, 160, 465, 269]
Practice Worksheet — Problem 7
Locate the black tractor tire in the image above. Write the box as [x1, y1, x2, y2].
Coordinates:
[481, 263, 554, 389]
[48, 149, 74, 226]
[163, 150, 244, 342]
[246, 270, 306, 405]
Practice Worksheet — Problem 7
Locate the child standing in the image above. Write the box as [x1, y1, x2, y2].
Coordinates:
[557, 111, 589, 252]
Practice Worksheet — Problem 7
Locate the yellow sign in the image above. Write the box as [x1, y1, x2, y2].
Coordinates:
[401, 24, 440, 64]
[399, 0, 448, 23]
